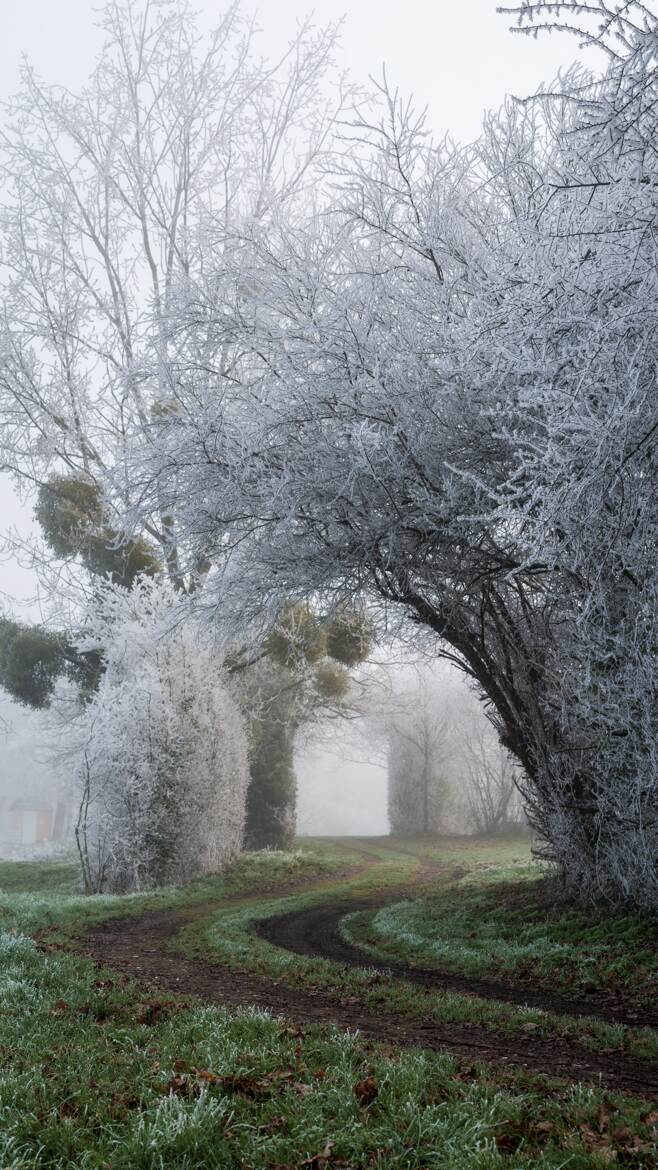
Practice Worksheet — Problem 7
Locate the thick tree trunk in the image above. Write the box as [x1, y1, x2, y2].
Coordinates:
[244, 720, 297, 851]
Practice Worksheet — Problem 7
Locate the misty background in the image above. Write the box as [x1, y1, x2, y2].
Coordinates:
[0, 1, 591, 840]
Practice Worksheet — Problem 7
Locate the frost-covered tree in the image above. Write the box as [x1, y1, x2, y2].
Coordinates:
[453, 694, 523, 837]
[0, 0, 348, 689]
[71, 576, 248, 893]
[133, 4, 658, 908]
[0, 0, 345, 505]
[471, 0, 658, 897]
[384, 663, 523, 837]
[0, 0, 352, 876]
[387, 675, 451, 837]
[0, 695, 73, 856]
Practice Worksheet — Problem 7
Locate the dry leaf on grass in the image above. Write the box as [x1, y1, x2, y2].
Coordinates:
[354, 1075, 378, 1106]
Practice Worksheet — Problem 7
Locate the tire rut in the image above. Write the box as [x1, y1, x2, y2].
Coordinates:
[256, 898, 658, 1030]
[71, 898, 658, 1100]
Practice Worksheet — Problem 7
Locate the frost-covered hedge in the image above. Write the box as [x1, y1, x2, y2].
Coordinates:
[72, 578, 249, 893]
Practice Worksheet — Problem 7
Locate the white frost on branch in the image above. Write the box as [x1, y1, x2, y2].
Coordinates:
[131, 2, 658, 909]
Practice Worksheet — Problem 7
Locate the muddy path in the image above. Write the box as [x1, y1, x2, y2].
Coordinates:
[70, 862, 658, 1099]
[257, 898, 658, 1030]
[77, 906, 658, 1098]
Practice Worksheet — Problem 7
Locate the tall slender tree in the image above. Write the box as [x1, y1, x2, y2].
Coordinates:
[0, 1, 355, 863]
[387, 675, 451, 837]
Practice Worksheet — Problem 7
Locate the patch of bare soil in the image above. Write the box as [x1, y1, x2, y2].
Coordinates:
[71, 901, 658, 1100]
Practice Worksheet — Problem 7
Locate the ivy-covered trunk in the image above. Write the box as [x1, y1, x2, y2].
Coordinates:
[244, 716, 297, 851]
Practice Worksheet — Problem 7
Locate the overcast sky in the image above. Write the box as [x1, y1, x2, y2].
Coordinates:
[0, 0, 596, 614]
[1, 2, 593, 142]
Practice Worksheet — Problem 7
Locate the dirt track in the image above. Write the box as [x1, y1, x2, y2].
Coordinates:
[257, 898, 658, 1029]
[72, 852, 658, 1100]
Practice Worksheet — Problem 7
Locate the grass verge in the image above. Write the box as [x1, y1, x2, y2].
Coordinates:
[1, 929, 658, 1168]
[340, 861, 658, 1017]
[0, 838, 657, 1167]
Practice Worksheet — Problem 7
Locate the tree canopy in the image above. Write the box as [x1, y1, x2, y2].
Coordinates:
[125, 1, 658, 909]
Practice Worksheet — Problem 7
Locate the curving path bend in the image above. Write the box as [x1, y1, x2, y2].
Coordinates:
[256, 898, 658, 1029]
[69, 849, 658, 1100]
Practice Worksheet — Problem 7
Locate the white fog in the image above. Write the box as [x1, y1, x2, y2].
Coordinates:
[296, 748, 389, 838]
[0, 1, 588, 844]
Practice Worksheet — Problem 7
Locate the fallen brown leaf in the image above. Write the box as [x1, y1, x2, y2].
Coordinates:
[494, 1120, 529, 1154]
[164, 1074, 189, 1097]
[191, 1067, 224, 1085]
[578, 1125, 618, 1162]
[354, 1075, 378, 1107]
[598, 1101, 614, 1133]
[495, 1131, 524, 1154]
[137, 999, 175, 1025]
[262, 1114, 286, 1134]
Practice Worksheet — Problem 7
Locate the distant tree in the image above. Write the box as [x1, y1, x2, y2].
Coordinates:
[0, 694, 73, 852]
[453, 698, 524, 836]
[378, 662, 527, 838]
[387, 671, 452, 837]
